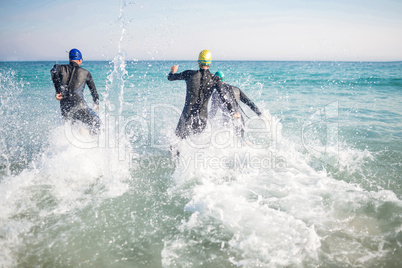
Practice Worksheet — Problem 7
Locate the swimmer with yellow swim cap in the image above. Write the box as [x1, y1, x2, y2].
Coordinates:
[168, 50, 236, 139]
[198, 49, 212, 66]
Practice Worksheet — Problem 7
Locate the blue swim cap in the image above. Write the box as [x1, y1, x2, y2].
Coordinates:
[215, 71, 225, 82]
[69, 48, 82, 60]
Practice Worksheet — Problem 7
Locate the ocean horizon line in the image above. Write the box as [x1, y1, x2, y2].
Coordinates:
[1, 59, 401, 64]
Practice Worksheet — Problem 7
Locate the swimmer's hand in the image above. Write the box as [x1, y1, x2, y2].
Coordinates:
[233, 112, 241, 119]
[93, 104, 99, 112]
[55, 93, 63, 101]
[261, 115, 270, 122]
[260, 111, 271, 122]
[171, 65, 178, 74]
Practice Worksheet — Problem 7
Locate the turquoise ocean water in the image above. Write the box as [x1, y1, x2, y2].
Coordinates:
[0, 59, 401, 267]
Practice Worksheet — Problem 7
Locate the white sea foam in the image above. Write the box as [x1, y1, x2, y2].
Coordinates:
[0, 123, 132, 267]
[162, 110, 401, 267]
[1, 60, 401, 267]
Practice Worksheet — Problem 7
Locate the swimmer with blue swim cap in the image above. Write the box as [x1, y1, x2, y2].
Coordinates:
[210, 70, 265, 141]
[50, 48, 101, 134]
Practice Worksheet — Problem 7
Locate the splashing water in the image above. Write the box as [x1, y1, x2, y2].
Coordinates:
[0, 14, 401, 268]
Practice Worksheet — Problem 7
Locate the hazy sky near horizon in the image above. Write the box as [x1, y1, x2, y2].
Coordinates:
[0, 0, 401, 61]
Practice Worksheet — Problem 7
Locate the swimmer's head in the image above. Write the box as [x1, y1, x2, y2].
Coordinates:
[215, 71, 225, 82]
[69, 48, 82, 61]
[198, 50, 212, 66]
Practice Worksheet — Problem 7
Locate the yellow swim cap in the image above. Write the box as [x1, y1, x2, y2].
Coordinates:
[198, 50, 212, 66]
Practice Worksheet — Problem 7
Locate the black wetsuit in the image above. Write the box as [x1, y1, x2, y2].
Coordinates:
[168, 69, 234, 139]
[210, 83, 262, 138]
[51, 61, 101, 133]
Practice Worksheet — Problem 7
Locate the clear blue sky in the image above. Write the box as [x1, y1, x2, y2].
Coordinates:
[0, 0, 401, 61]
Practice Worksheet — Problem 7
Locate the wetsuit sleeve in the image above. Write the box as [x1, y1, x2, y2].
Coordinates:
[216, 80, 235, 115]
[50, 64, 62, 94]
[167, 71, 188, 81]
[239, 89, 262, 116]
[86, 72, 99, 105]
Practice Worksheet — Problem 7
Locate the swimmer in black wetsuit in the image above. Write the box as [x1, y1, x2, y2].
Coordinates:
[210, 71, 263, 140]
[51, 48, 101, 134]
[168, 50, 236, 139]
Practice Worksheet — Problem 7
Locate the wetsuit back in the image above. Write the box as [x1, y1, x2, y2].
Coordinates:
[168, 69, 233, 139]
[51, 61, 101, 133]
